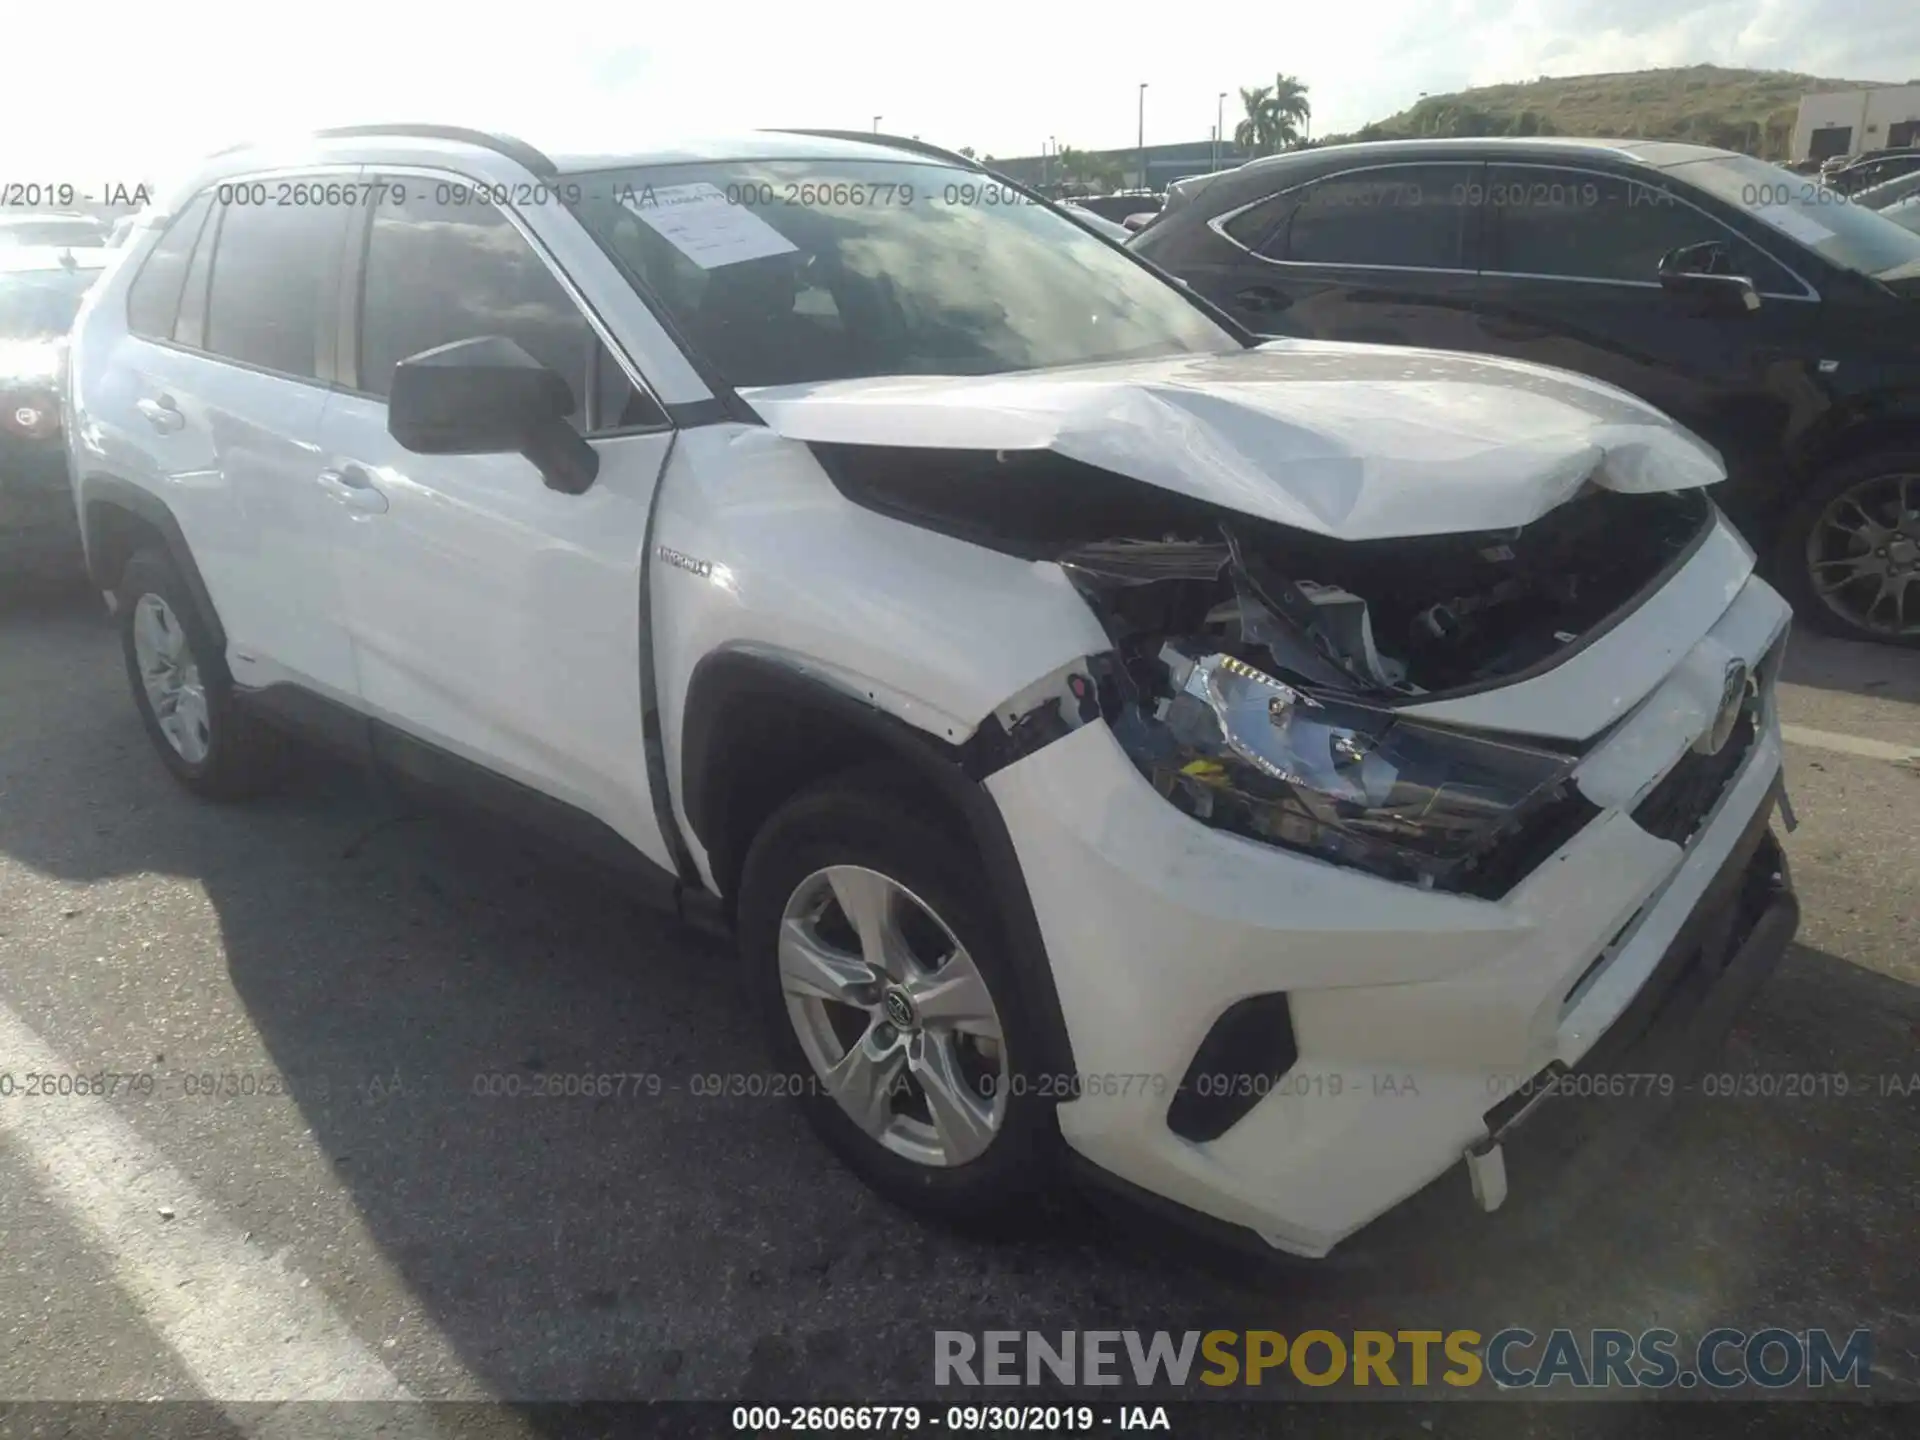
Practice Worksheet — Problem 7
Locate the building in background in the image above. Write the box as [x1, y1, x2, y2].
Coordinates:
[989, 139, 1253, 193]
[1792, 86, 1920, 162]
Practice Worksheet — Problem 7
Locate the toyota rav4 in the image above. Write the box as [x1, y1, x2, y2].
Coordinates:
[66, 126, 1799, 1259]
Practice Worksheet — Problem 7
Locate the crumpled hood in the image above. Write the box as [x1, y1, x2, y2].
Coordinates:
[740, 339, 1727, 540]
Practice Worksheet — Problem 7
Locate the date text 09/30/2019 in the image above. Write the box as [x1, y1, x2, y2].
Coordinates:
[731, 1406, 1170, 1432]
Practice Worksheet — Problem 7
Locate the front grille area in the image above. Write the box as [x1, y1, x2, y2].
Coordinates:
[1632, 692, 1759, 846]
[1460, 787, 1603, 900]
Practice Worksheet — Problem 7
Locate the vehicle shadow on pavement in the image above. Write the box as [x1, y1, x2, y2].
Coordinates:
[1781, 632, 1920, 705]
[0, 580, 1914, 1407]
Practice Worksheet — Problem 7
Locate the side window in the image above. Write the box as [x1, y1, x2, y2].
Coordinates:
[357, 183, 663, 431]
[204, 198, 344, 379]
[1274, 166, 1477, 269]
[1485, 165, 1796, 291]
[1220, 192, 1290, 250]
[126, 193, 213, 340]
[173, 205, 219, 350]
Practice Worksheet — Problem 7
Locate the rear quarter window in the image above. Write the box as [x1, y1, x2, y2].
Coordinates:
[126, 193, 213, 340]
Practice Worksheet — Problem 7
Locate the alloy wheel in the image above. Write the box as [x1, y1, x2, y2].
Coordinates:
[1805, 472, 1920, 638]
[778, 865, 1009, 1167]
[131, 593, 211, 763]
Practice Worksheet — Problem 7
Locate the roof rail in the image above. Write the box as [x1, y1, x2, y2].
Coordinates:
[207, 124, 557, 176]
[766, 129, 986, 172]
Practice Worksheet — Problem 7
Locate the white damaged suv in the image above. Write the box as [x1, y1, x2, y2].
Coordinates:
[67, 127, 1799, 1259]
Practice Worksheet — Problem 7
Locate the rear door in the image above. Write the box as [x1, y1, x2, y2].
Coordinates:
[1199, 161, 1486, 350]
[311, 174, 680, 870]
[102, 175, 360, 698]
[1469, 162, 1827, 498]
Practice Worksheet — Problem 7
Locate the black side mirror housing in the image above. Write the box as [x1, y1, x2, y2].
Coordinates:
[1657, 243, 1761, 316]
[387, 335, 600, 495]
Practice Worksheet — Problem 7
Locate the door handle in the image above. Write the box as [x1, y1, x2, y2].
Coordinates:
[316, 465, 389, 514]
[1235, 285, 1291, 313]
[135, 395, 184, 434]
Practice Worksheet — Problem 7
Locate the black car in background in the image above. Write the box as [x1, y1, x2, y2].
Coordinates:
[1071, 191, 1163, 224]
[2, 247, 109, 577]
[1825, 149, 1920, 198]
[1131, 137, 1920, 645]
[1851, 169, 1920, 213]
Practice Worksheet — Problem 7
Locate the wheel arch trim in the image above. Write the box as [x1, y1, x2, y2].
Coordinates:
[77, 474, 228, 661]
[679, 648, 1078, 1076]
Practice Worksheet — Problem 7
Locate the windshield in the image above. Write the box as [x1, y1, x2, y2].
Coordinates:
[1667, 153, 1920, 281]
[0, 218, 108, 248]
[567, 159, 1239, 389]
[1063, 206, 1133, 243]
[0, 265, 98, 339]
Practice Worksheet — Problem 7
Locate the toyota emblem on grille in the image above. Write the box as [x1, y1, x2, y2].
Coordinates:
[1698, 660, 1753, 756]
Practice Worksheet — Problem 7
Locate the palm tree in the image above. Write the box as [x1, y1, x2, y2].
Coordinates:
[1267, 74, 1312, 147]
[1235, 86, 1275, 153]
[1234, 75, 1314, 156]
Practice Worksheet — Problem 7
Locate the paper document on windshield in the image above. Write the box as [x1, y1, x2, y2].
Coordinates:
[621, 182, 799, 269]
[1753, 204, 1833, 246]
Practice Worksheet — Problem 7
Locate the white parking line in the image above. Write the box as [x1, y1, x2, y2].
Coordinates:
[0, 998, 439, 1424]
[1781, 723, 1920, 765]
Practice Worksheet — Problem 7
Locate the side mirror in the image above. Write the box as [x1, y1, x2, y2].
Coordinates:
[1657, 243, 1761, 315]
[387, 335, 600, 495]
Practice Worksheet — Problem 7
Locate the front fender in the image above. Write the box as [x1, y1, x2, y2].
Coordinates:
[646, 425, 1113, 860]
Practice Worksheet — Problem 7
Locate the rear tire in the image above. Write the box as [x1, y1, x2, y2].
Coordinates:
[737, 766, 1061, 1229]
[118, 547, 285, 799]
[1773, 450, 1920, 646]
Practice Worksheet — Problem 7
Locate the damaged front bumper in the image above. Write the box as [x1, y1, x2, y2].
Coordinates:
[983, 568, 1795, 1259]
[1461, 804, 1796, 1220]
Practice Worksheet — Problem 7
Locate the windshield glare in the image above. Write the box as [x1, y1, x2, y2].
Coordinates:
[1668, 153, 1920, 280]
[567, 159, 1239, 388]
[0, 267, 97, 339]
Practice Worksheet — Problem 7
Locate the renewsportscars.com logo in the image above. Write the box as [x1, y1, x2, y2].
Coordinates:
[934, 1328, 1873, 1391]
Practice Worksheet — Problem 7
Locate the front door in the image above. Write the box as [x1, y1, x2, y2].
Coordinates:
[314, 177, 679, 869]
[1469, 163, 1827, 506]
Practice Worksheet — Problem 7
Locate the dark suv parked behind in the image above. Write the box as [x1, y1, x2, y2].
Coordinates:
[1133, 138, 1920, 644]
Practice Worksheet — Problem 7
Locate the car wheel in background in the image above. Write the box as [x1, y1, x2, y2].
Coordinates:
[1776, 450, 1920, 647]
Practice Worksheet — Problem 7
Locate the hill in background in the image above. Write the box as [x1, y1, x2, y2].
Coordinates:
[1324, 65, 1907, 158]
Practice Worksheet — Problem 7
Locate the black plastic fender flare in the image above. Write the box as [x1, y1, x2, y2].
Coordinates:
[680, 649, 1079, 1079]
[77, 474, 229, 663]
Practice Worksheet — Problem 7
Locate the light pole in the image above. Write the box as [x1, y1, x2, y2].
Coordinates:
[1137, 83, 1149, 191]
[1215, 91, 1226, 171]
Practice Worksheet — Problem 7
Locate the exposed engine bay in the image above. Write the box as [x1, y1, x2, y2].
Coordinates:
[1055, 487, 1708, 699]
[814, 443, 1712, 894]
[814, 440, 1711, 702]
[1054, 492, 1709, 895]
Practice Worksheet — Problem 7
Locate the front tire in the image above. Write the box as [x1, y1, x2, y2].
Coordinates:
[1774, 451, 1920, 646]
[118, 548, 284, 798]
[736, 767, 1060, 1227]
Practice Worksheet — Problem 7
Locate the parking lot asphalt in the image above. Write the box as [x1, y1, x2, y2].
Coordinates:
[0, 570, 1915, 1432]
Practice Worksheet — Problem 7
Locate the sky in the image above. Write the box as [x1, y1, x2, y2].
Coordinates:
[4, 0, 1918, 187]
